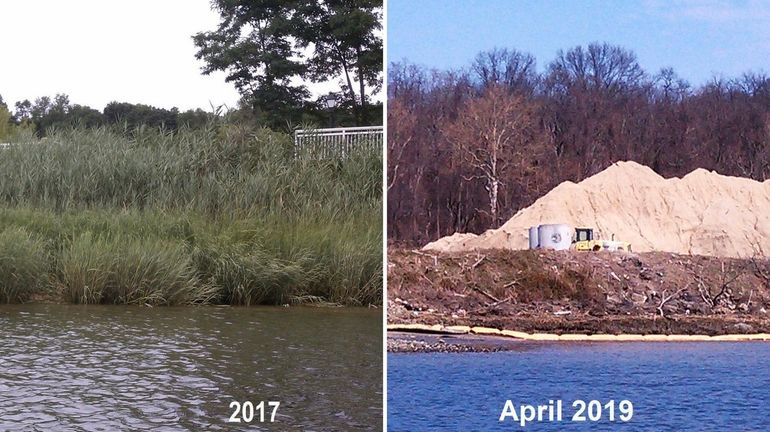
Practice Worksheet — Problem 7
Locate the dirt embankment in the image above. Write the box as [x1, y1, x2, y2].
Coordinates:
[388, 248, 770, 336]
[423, 161, 770, 258]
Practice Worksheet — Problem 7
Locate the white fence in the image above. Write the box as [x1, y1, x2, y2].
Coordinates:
[294, 126, 383, 159]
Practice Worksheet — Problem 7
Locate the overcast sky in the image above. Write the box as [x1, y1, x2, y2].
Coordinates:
[389, 0, 770, 86]
[0, 0, 354, 112]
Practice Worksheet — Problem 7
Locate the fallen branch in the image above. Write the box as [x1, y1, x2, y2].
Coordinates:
[502, 280, 519, 289]
[472, 295, 513, 314]
[411, 249, 438, 266]
[485, 296, 513, 309]
[472, 255, 486, 269]
[657, 284, 688, 318]
[472, 286, 502, 303]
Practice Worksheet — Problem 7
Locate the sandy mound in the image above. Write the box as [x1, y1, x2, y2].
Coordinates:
[423, 161, 770, 258]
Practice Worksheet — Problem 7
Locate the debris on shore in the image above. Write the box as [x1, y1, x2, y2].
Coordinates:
[388, 248, 770, 336]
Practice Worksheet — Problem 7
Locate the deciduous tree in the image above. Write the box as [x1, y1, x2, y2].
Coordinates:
[445, 85, 536, 225]
[388, 44, 770, 245]
[296, 0, 382, 124]
[193, 0, 382, 128]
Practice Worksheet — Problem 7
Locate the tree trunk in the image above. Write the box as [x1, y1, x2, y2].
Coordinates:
[335, 45, 359, 121]
[489, 177, 499, 225]
[356, 45, 367, 125]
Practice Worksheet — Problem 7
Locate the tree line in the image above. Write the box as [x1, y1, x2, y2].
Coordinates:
[388, 43, 770, 244]
[0, 93, 219, 140]
[0, 90, 382, 142]
[1, 0, 383, 141]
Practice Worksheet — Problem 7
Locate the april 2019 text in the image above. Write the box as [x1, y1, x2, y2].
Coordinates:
[499, 399, 633, 427]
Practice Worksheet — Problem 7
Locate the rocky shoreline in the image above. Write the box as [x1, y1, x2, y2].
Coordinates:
[387, 331, 531, 353]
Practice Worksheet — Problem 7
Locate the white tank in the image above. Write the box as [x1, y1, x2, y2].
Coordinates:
[536, 224, 572, 250]
[528, 226, 539, 249]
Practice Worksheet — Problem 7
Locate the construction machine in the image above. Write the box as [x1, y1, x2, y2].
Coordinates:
[573, 227, 631, 252]
[528, 224, 631, 252]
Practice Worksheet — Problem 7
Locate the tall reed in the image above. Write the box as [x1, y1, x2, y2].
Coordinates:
[0, 227, 49, 303]
[0, 125, 382, 305]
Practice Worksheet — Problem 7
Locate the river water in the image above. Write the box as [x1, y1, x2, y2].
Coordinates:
[0, 304, 381, 431]
[388, 342, 770, 431]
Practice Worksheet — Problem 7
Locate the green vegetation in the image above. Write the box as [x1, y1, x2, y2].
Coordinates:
[194, 0, 383, 127]
[0, 227, 49, 303]
[0, 125, 381, 306]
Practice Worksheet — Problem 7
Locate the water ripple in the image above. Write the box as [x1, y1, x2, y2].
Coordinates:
[0, 304, 382, 431]
[389, 342, 770, 431]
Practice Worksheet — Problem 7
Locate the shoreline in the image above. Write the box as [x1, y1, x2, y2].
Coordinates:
[388, 323, 770, 343]
[387, 248, 770, 350]
[2, 301, 380, 310]
[388, 331, 535, 353]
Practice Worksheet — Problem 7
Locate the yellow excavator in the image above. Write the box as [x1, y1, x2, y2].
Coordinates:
[573, 227, 631, 252]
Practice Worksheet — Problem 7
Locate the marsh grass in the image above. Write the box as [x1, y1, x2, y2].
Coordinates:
[58, 233, 208, 305]
[0, 125, 381, 305]
[192, 244, 318, 306]
[0, 228, 49, 303]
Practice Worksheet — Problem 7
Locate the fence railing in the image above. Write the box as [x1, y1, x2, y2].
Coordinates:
[294, 126, 383, 159]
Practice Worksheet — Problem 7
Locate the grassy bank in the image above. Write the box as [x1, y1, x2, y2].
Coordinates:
[0, 126, 381, 306]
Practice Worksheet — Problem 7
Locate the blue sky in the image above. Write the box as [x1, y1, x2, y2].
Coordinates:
[387, 0, 770, 86]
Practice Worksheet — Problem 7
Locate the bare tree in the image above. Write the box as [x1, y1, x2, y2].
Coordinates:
[472, 48, 537, 93]
[387, 46, 770, 244]
[445, 85, 536, 224]
[387, 98, 416, 191]
[654, 67, 691, 102]
[547, 42, 645, 95]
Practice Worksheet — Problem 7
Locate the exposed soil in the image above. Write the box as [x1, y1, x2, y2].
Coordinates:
[423, 161, 770, 259]
[388, 248, 770, 337]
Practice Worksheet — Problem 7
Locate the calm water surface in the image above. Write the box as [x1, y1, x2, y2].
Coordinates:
[0, 304, 381, 431]
[389, 342, 770, 431]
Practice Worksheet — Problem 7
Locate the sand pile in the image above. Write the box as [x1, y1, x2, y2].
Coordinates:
[423, 161, 770, 258]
